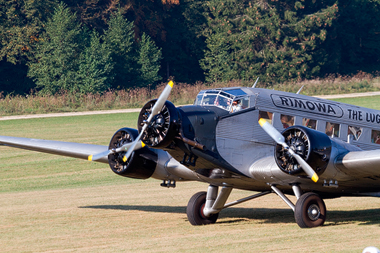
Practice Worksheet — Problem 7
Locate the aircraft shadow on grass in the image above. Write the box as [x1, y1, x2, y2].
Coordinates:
[80, 205, 380, 226]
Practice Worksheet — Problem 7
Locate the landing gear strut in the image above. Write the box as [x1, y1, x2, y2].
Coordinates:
[271, 185, 326, 228]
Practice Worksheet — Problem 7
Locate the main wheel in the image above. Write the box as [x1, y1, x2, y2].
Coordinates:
[186, 191, 219, 225]
[295, 192, 326, 228]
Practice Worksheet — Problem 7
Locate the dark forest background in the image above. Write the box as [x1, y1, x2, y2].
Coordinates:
[1, 0, 380, 95]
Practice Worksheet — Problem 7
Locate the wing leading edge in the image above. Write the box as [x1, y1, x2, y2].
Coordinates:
[0, 136, 109, 163]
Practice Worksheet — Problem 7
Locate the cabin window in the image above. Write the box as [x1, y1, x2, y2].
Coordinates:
[371, 130, 380, 144]
[280, 114, 294, 128]
[325, 122, 340, 137]
[348, 126, 362, 141]
[259, 111, 273, 124]
[302, 118, 316, 129]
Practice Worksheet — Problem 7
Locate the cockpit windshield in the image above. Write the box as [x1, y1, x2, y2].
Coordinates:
[194, 88, 249, 113]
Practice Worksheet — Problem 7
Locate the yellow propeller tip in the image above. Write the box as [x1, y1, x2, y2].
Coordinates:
[311, 174, 319, 183]
[258, 118, 267, 126]
[88, 155, 93, 161]
[141, 141, 145, 148]
[168, 80, 174, 88]
[123, 156, 127, 163]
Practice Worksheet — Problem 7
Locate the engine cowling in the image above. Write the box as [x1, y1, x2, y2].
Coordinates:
[137, 99, 179, 148]
[108, 128, 158, 179]
[275, 126, 331, 176]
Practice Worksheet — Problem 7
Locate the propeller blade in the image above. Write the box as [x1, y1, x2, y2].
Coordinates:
[258, 118, 319, 183]
[122, 81, 174, 162]
[88, 150, 112, 161]
[290, 151, 319, 183]
[258, 118, 286, 146]
[148, 81, 174, 121]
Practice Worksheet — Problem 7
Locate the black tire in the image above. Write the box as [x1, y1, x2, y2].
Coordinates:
[186, 191, 219, 225]
[295, 192, 326, 228]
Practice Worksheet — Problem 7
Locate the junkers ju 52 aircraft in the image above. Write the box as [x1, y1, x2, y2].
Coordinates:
[2, 81, 380, 228]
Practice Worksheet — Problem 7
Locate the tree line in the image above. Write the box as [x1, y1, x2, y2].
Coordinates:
[1, 0, 380, 95]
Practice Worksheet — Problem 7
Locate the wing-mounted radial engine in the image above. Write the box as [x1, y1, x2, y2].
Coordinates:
[275, 126, 332, 178]
[88, 81, 178, 177]
[137, 99, 179, 148]
[108, 128, 158, 179]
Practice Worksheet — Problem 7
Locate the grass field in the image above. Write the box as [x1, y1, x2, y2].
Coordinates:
[1, 98, 380, 252]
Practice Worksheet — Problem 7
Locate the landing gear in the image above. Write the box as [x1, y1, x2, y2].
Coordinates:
[186, 191, 219, 225]
[295, 192, 326, 228]
[271, 185, 326, 228]
[186, 184, 326, 228]
[186, 185, 271, 226]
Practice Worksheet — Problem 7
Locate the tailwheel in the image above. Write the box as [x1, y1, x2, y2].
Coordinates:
[295, 192, 326, 228]
[186, 191, 219, 225]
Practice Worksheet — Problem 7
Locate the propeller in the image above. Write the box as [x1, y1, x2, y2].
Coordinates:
[258, 118, 319, 183]
[88, 81, 174, 162]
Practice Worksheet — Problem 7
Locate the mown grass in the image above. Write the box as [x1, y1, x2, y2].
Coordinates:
[331, 95, 380, 110]
[1, 96, 380, 252]
[0, 113, 139, 193]
[1, 73, 380, 116]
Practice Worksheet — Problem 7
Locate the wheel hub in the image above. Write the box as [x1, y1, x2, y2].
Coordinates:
[307, 204, 321, 221]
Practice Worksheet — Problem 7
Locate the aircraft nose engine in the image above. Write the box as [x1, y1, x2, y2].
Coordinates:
[108, 128, 158, 179]
[137, 99, 179, 148]
[275, 126, 332, 176]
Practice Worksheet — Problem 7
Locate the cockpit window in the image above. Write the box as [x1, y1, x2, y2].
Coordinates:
[214, 95, 232, 110]
[194, 88, 249, 112]
[224, 89, 247, 96]
[194, 90, 205, 105]
[202, 94, 217, 106]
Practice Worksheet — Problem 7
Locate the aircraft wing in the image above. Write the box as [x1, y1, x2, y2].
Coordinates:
[0, 136, 109, 163]
[335, 149, 380, 177]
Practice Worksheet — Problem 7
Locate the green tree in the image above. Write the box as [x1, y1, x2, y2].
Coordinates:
[103, 10, 135, 89]
[326, 0, 380, 74]
[77, 30, 114, 93]
[157, 0, 207, 82]
[0, 0, 58, 64]
[136, 33, 162, 86]
[201, 0, 338, 83]
[0, 0, 58, 94]
[27, 2, 84, 94]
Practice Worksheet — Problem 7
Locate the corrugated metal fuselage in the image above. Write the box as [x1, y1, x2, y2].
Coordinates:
[165, 88, 380, 196]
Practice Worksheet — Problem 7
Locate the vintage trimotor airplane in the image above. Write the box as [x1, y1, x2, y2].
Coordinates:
[2, 81, 380, 228]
